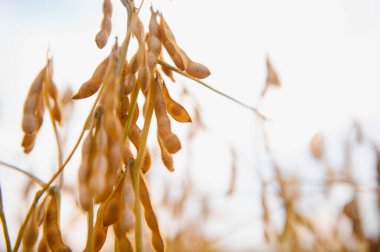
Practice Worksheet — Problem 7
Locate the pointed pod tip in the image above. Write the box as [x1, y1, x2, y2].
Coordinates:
[71, 94, 80, 100]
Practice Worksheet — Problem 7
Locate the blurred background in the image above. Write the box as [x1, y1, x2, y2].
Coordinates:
[0, 0, 380, 251]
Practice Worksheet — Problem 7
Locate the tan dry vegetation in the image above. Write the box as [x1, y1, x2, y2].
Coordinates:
[0, 1, 380, 252]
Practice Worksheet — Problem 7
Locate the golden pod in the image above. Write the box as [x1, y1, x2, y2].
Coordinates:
[185, 61, 211, 79]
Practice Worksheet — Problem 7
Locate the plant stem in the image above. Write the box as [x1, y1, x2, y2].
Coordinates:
[43, 60, 64, 186]
[85, 199, 94, 252]
[131, 72, 156, 252]
[119, 5, 138, 144]
[12, 52, 116, 252]
[0, 161, 45, 187]
[0, 185, 11, 252]
[157, 59, 267, 120]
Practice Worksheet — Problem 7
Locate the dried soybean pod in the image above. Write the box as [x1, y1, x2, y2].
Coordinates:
[113, 209, 134, 237]
[23, 93, 39, 115]
[93, 204, 108, 251]
[147, 36, 161, 58]
[45, 61, 63, 124]
[137, 63, 150, 93]
[22, 133, 37, 153]
[147, 51, 158, 70]
[128, 123, 141, 147]
[129, 46, 145, 75]
[108, 141, 122, 173]
[161, 42, 185, 71]
[124, 73, 136, 95]
[95, 0, 112, 49]
[117, 91, 129, 123]
[161, 84, 191, 123]
[90, 153, 109, 203]
[95, 31, 109, 49]
[23, 201, 46, 251]
[155, 81, 181, 154]
[37, 235, 51, 252]
[113, 168, 135, 237]
[159, 14, 176, 43]
[140, 174, 164, 252]
[104, 111, 123, 144]
[25, 67, 45, 101]
[141, 149, 152, 174]
[171, 52, 186, 71]
[101, 16, 112, 35]
[158, 27, 182, 69]
[72, 57, 110, 99]
[131, 14, 144, 44]
[44, 192, 72, 252]
[159, 14, 188, 70]
[22, 114, 38, 135]
[35, 93, 45, 129]
[102, 177, 125, 227]
[149, 8, 160, 38]
[47, 78, 58, 99]
[117, 236, 133, 252]
[52, 103, 63, 124]
[79, 184, 92, 212]
[22, 68, 45, 134]
[185, 61, 211, 79]
[157, 134, 174, 172]
[102, 0, 112, 16]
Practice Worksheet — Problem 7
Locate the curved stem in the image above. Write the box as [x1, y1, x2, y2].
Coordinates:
[0, 185, 11, 252]
[157, 59, 267, 121]
[137, 0, 145, 13]
[132, 72, 156, 252]
[0, 160, 45, 187]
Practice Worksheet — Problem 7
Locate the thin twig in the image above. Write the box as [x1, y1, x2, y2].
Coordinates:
[43, 59, 64, 186]
[0, 160, 45, 187]
[157, 59, 267, 121]
[0, 185, 12, 252]
[137, 0, 145, 14]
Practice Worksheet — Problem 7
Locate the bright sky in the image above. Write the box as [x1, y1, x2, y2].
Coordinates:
[0, 0, 380, 250]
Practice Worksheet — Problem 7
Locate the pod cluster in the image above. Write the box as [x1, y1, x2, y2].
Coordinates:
[21, 60, 63, 153]
[20, 4, 210, 251]
[22, 189, 71, 252]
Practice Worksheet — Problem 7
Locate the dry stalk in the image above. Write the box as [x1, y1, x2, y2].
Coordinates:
[0, 185, 11, 252]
